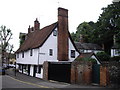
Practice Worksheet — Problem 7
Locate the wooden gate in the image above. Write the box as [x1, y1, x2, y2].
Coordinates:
[92, 64, 100, 84]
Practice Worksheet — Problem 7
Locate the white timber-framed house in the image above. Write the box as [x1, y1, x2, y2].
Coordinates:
[16, 8, 80, 79]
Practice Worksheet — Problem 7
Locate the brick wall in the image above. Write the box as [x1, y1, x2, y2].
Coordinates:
[100, 66, 108, 86]
[43, 61, 49, 81]
[71, 61, 92, 85]
[100, 61, 120, 87]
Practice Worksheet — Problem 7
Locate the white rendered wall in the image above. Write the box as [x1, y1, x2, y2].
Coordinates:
[16, 49, 38, 65]
[91, 55, 100, 64]
[16, 27, 80, 65]
[69, 38, 79, 62]
[111, 49, 115, 57]
[38, 28, 58, 64]
[30, 65, 34, 76]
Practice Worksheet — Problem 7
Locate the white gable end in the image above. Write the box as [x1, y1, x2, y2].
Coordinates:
[38, 28, 58, 64]
[16, 27, 80, 65]
[69, 38, 79, 62]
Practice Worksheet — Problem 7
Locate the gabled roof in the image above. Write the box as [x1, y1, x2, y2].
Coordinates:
[76, 52, 101, 64]
[79, 52, 95, 58]
[75, 42, 102, 50]
[74, 42, 84, 49]
[16, 22, 57, 53]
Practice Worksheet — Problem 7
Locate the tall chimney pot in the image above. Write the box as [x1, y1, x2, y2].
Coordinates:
[34, 18, 40, 30]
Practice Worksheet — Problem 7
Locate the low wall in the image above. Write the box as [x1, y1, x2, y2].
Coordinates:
[100, 61, 120, 87]
[71, 61, 92, 85]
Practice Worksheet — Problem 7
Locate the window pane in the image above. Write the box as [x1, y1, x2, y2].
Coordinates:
[53, 30, 57, 36]
[30, 49, 33, 56]
[49, 49, 53, 56]
[17, 53, 19, 58]
[71, 50, 75, 58]
[22, 52, 24, 58]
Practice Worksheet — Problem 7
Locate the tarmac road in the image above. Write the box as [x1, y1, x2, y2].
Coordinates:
[1, 68, 117, 90]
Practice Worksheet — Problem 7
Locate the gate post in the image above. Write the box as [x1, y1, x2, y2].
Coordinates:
[100, 66, 109, 86]
[71, 64, 76, 84]
[43, 61, 49, 81]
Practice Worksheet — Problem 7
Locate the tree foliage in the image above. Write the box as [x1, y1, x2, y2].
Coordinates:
[96, 2, 120, 53]
[19, 33, 26, 46]
[71, 1, 120, 54]
[72, 21, 96, 43]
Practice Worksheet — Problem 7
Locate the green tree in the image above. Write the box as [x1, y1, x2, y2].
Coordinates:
[19, 32, 26, 46]
[71, 2, 120, 55]
[71, 32, 77, 42]
[96, 1, 120, 54]
[75, 21, 96, 42]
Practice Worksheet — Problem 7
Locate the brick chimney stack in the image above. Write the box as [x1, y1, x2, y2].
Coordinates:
[57, 7, 69, 61]
[34, 18, 40, 30]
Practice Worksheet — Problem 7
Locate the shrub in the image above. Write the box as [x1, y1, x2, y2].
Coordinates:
[96, 52, 110, 61]
[76, 57, 97, 63]
[110, 56, 120, 62]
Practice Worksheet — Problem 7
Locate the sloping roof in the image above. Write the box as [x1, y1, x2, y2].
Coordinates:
[76, 52, 101, 64]
[75, 42, 102, 50]
[74, 42, 84, 49]
[16, 22, 57, 53]
[79, 52, 94, 58]
[68, 34, 80, 53]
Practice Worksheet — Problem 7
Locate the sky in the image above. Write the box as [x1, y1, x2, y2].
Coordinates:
[0, 0, 114, 51]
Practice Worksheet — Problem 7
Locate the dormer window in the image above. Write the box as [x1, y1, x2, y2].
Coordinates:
[53, 30, 57, 36]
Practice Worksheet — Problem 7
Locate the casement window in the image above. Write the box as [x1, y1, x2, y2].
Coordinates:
[17, 53, 19, 58]
[53, 30, 57, 36]
[37, 65, 42, 74]
[115, 49, 120, 55]
[49, 49, 53, 56]
[22, 52, 24, 58]
[71, 50, 75, 58]
[30, 49, 33, 56]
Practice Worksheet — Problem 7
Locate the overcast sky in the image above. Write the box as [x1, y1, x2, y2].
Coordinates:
[0, 0, 114, 51]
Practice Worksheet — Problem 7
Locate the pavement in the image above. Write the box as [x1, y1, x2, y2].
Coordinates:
[4, 68, 71, 88]
[3, 68, 118, 89]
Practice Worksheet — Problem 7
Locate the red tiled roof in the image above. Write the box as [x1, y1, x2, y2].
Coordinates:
[16, 22, 57, 53]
